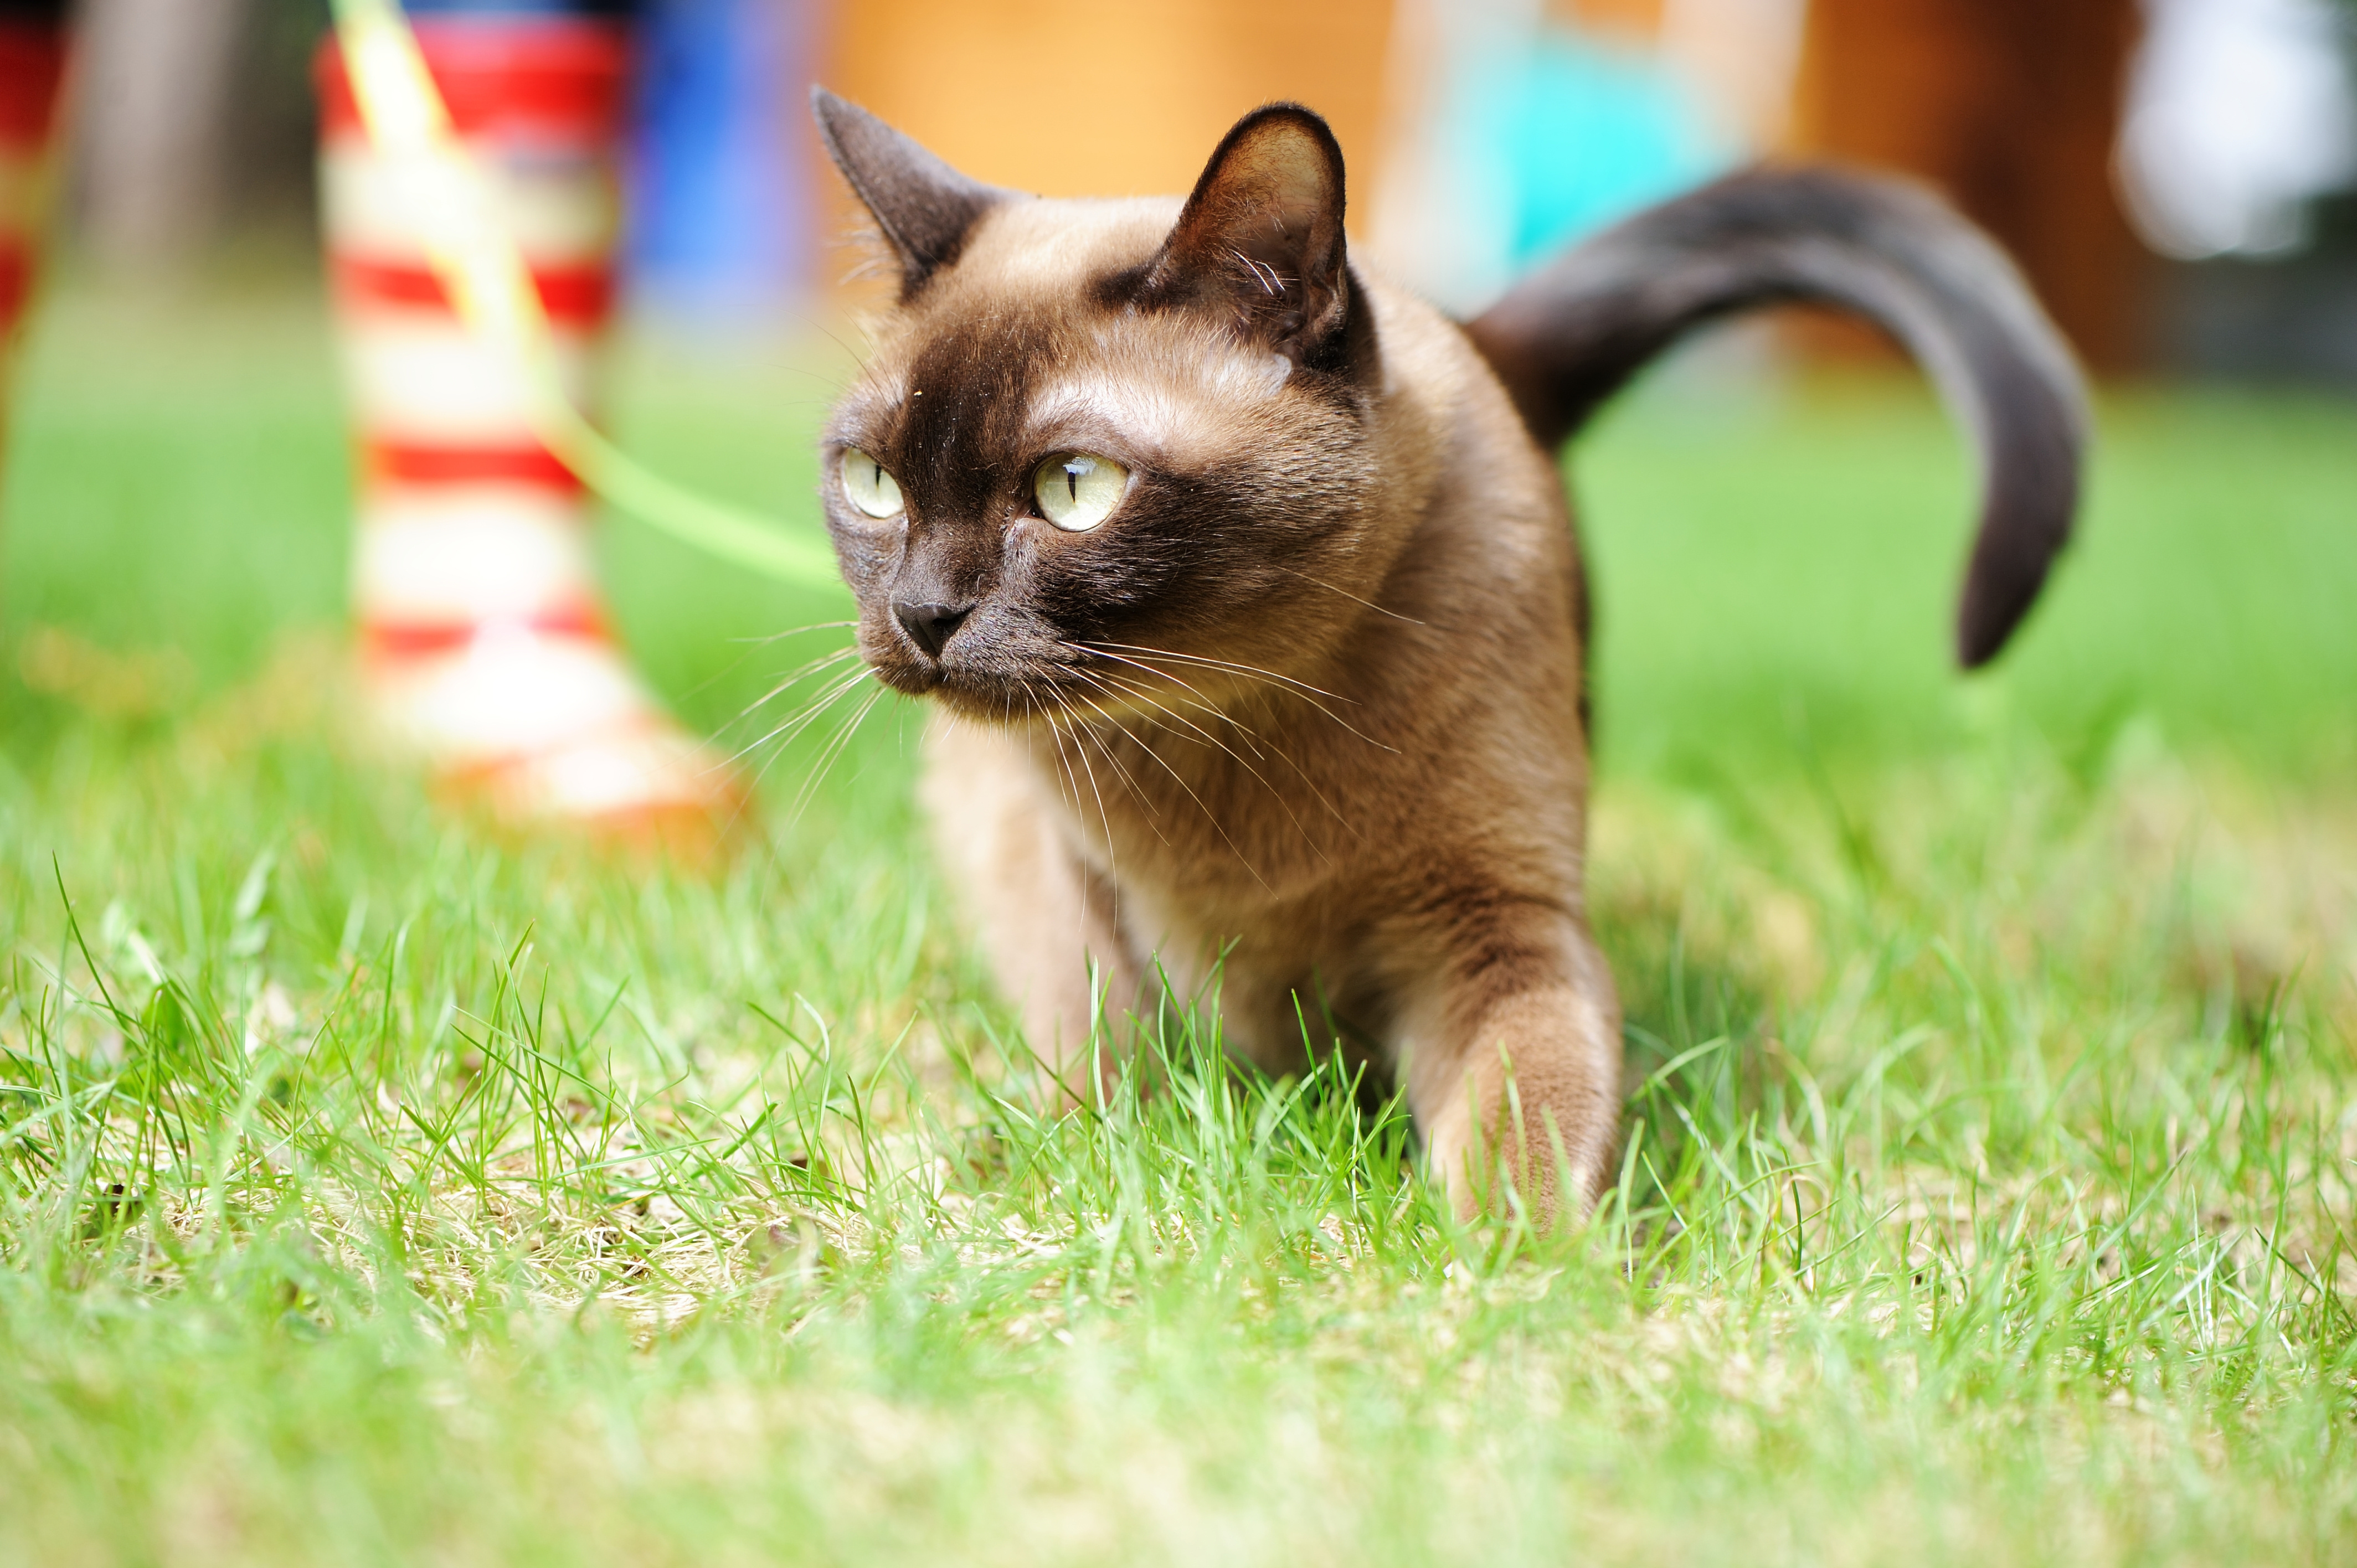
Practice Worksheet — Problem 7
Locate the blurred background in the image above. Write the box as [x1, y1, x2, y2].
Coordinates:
[2, 0, 2353, 809]
[49, 0, 2357, 372]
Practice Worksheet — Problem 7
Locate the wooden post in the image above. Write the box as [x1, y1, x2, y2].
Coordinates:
[71, 0, 254, 276]
[1787, 0, 2147, 370]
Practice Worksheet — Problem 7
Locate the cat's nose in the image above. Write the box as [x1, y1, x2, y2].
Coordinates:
[892, 599, 974, 659]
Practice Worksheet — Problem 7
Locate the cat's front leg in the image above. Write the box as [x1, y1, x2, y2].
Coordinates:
[1396, 902, 1623, 1225]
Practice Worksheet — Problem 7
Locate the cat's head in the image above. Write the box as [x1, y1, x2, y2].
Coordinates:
[813, 92, 1385, 724]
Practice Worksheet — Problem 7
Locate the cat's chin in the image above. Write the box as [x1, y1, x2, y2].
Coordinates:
[923, 676, 1080, 729]
[862, 657, 1052, 727]
[880, 664, 1125, 731]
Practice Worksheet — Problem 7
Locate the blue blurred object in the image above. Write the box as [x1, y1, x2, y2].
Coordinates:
[626, 0, 809, 317]
[1453, 25, 1728, 270]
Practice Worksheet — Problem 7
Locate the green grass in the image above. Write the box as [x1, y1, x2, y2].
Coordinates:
[2, 280, 2354, 1565]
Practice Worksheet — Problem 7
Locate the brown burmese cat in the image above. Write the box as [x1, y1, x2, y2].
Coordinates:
[809, 91, 2084, 1220]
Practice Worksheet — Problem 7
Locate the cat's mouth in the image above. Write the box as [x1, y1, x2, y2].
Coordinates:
[864, 644, 1159, 729]
[902, 667, 1114, 726]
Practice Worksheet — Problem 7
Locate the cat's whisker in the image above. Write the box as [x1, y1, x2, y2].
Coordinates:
[1066, 654, 1225, 744]
[734, 618, 860, 649]
[1066, 658, 1326, 866]
[1269, 566, 1427, 626]
[782, 683, 888, 827]
[1097, 669, 1361, 842]
[1108, 651, 1373, 742]
[1037, 709, 1105, 935]
[728, 665, 874, 772]
[742, 660, 871, 746]
[779, 684, 880, 822]
[1057, 702, 1136, 932]
[1075, 726, 1170, 848]
[1056, 670, 1272, 893]
[1084, 665, 1280, 783]
[1041, 709, 1093, 833]
[1048, 673, 1162, 824]
[1053, 705, 1127, 878]
[655, 621, 856, 718]
[732, 638, 860, 704]
[1065, 647, 1287, 766]
[1068, 646, 1299, 771]
[1064, 646, 1336, 817]
[729, 644, 865, 731]
[761, 639, 864, 689]
[1066, 701, 1160, 819]
[1082, 641, 1398, 753]
[735, 673, 869, 772]
[1063, 644, 1223, 714]
[1084, 668, 1339, 862]
[1084, 640, 1353, 706]
[737, 682, 856, 812]
[1034, 698, 1084, 803]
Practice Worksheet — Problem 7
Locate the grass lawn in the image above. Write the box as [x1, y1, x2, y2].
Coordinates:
[2, 279, 2354, 1566]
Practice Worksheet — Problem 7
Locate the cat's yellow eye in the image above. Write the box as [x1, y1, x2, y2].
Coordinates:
[840, 447, 904, 519]
[1034, 453, 1127, 532]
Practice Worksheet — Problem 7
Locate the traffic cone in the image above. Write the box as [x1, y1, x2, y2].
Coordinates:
[0, 4, 67, 405]
[317, 8, 743, 844]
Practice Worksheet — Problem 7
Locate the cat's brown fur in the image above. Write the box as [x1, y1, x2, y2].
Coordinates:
[811, 94, 2083, 1220]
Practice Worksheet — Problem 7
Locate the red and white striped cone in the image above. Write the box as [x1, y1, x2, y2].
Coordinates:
[317, 17, 743, 843]
[0, 9, 66, 402]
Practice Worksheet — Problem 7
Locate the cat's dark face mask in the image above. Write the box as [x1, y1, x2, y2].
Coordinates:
[812, 94, 1385, 725]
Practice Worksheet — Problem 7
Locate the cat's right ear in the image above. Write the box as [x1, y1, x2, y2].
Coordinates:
[811, 89, 1008, 299]
[1136, 103, 1351, 369]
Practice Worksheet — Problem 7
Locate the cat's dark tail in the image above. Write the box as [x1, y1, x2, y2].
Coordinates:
[1462, 166, 2086, 668]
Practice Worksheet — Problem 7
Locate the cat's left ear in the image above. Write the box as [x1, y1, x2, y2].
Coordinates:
[812, 88, 1010, 300]
[1139, 104, 1350, 368]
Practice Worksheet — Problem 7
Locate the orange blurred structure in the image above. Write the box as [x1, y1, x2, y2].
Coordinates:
[818, 0, 1393, 211]
[1789, 0, 2145, 369]
[1557, 0, 1663, 43]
